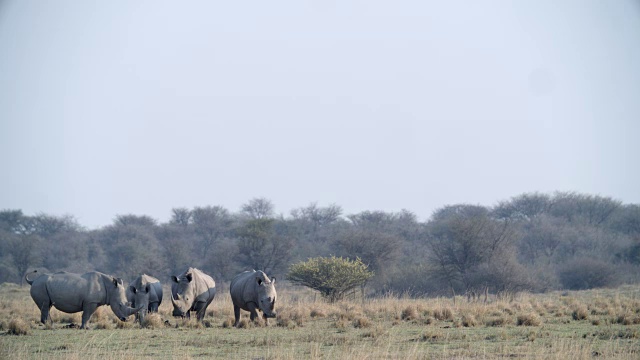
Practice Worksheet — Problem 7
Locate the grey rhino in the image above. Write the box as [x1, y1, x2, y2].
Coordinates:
[126, 274, 163, 323]
[170, 267, 216, 321]
[25, 270, 141, 329]
[230, 270, 277, 327]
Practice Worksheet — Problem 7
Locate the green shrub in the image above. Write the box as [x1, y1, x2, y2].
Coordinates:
[287, 256, 374, 302]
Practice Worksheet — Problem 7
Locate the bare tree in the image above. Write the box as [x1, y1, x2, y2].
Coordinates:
[9, 235, 41, 285]
[235, 218, 292, 273]
[241, 198, 275, 219]
[170, 207, 192, 227]
[191, 205, 233, 259]
[426, 204, 517, 291]
[493, 192, 552, 221]
[290, 202, 343, 243]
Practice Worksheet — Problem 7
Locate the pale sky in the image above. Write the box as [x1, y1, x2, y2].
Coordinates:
[1, 1, 639, 229]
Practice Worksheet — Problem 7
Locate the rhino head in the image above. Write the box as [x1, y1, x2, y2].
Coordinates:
[256, 275, 277, 319]
[171, 272, 195, 318]
[109, 278, 143, 322]
[129, 284, 151, 323]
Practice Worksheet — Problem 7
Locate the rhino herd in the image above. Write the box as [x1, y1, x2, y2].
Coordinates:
[24, 268, 277, 329]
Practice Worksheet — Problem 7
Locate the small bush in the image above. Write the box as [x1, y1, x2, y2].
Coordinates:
[572, 306, 589, 321]
[362, 325, 386, 338]
[237, 319, 253, 329]
[141, 313, 164, 329]
[419, 330, 444, 342]
[310, 308, 326, 318]
[277, 316, 296, 329]
[433, 307, 454, 321]
[517, 313, 541, 326]
[614, 315, 640, 325]
[287, 256, 374, 302]
[401, 306, 418, 321]
[461, 314, 477, 327]
[485, 315, 510, 327]
[333, 318, 349, 331]
[7, 318, 30, 335]
[558, 258, 620, 290]
[353, 316, 372, 328]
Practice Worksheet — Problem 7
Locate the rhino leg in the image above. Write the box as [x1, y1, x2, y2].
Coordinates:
[247, 303, 261, 323]
[149, 302, 159, 313]
[39, 300, 52, 325]
[80, 303, 99, 329]
[193, 301, 208, 321]
[233, 305, 241, 327]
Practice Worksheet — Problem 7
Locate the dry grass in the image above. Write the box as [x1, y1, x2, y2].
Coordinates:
[352, 315, 372, 328]
[141, 313, 164, 329]
[1, 284, 640, 359]
[517, 312, 542, 326]
[7, 318, 30, 335]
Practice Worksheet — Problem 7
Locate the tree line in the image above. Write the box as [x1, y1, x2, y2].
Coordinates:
[1, 192, 639, 296]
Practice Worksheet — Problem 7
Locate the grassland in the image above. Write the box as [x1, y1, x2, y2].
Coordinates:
[1, 282, 639, 359]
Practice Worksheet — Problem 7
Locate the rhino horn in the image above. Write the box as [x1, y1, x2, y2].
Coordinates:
[126, 304, 143, 317]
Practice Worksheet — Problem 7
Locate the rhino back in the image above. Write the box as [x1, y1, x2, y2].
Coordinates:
[230, 271, 259, 307]
[48, 272, 100, 313]
[132, 275, 162, 298]
[29, 274, 53, 308]
[173, 268, 215, 306]
[150, 281, 163, 304]
[190, 268, 215, 302]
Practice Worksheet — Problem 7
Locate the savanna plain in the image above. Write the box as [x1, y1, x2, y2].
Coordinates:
[1, 283, 639, 359]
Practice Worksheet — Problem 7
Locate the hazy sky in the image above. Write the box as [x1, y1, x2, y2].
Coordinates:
[1, 1, 639, 229]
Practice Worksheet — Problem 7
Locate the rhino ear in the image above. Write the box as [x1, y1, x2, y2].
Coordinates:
[129, 285, 137, 294]
[145, 284, 150, 293]
[186, 273, 193, 282]
[113, 278, 118, 287]
[257, 277, 263, 286]
[271, 277, 276, 284]
[171, 275, 179, 283]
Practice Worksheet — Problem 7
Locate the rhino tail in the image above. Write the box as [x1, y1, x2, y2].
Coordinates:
[25, 270, 39, 285]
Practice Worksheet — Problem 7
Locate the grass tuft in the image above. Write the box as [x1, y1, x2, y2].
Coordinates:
[572, 306, 589, 320]
[517, 312, 542, 326]
[433, 307, 454, 321]
[353, 316, 372, 328]
[401, 306, 418, 321]
[141, 313, 164, 329]
[310, 308, 326, 318]
[461, 314, 477, 327]
[7, 318, 30, 335]
[237, 319, 253, 329]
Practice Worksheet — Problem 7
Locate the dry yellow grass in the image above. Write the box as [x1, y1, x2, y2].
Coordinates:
[1, 283, 640, 359]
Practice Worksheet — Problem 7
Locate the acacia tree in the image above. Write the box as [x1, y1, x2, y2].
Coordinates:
[241, 198, 275, 220]
[235, 218, 293, 273]
[289, 202, 343, 243]
[333, 229, 401, 276]
[0, 210, 42, 284]
[191, 205, 233, 259]
[287, 256, 374, 302]
[426, 204, 517, 292]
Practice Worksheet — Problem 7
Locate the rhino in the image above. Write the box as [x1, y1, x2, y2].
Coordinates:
[170, 267, 216, 321]
[126, 274, 163, 324]
[230, 270, 277, 327]
[25, 270, 141, 329]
